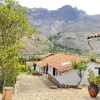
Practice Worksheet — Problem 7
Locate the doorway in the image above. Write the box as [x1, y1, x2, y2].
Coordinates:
[53, 68, 55, 76]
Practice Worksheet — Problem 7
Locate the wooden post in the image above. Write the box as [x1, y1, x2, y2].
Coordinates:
[2, 87, 14, 100]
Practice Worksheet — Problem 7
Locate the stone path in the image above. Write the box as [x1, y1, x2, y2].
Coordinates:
[13, 74, 100, 100]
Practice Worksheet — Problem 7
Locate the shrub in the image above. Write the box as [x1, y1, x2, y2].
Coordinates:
[87, 70, 95, 84]
[94, 76, 100, 85]
[88, 70, 100, 85]
[89, 54, 97, 62]
[27, 55, 42, 61]
[18, 64, 27, 73]
[18, 56, 26, 64]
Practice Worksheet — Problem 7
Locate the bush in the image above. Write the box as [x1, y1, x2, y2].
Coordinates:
[94, 76, 100, 85]
[87, 70, 95, 84]
[18, 64, 27, 73]
[88, 70, 100, 85]
[18, 56, 26, 64]
[89, 54, 97, 62]
[28, 55, 42, 61]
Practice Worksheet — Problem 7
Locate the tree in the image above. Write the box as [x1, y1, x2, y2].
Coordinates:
[0, 46, 19, 87]
[49, 32, 62, 54]
[0, 0, 37, 92]
[0, 0, 33, 50]
[72, 58, 88, 85]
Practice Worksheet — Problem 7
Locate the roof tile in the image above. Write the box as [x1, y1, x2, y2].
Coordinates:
[36, 53, 80, 73]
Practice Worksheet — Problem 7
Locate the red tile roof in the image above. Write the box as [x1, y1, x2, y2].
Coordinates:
[36, 53, 80, 73]
[43, 53, 53, 59]
[87, 33, 100, 39]
[35, 61, 47, 68]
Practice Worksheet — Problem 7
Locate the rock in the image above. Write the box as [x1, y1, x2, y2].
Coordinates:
[50, 85, 58, 89]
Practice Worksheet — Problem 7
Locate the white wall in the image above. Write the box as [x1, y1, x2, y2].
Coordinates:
[81, 62, 100, 85]
[56, 70, 79, 85]
[48, 65, 53, 75]
[48, 62, 100, 85]
[48, 66, 79, 85]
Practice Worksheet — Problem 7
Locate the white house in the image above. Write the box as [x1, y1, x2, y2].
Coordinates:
[35, 53, 83, 87]
[35, 53, 100, 87]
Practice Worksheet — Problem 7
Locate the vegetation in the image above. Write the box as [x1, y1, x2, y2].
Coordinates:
[18, 64, 27, 74]
[19, 55, 42, 63]
[18, 56, 27, 65]
[88, 70, 100, 85]
[49, 35, 88, 55]
[87, 70, 95, 85]
[0, 46, 19, 91]
[72, 58, 89, 85]
[0, 0, 36, 92]
[27, 55, 42, 61]
[89, 54, 97, 62]
[94, 76, 100, 85]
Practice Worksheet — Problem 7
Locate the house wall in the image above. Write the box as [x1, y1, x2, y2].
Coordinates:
[81, 62, 100, 85]
[48, 65, 53, 75]
[55, 62, 100, 85]
[48, 65, 79, 85]
[36, 65, 44, 74]
[56, 70, 79, 85]
[44, 62, 100, 86]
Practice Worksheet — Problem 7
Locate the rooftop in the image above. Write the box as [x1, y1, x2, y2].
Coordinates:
[36, 53, 80, 73]
[35, 61, 47, 67]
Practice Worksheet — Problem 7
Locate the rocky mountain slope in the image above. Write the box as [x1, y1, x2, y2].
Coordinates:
[26, 5, 100, 54]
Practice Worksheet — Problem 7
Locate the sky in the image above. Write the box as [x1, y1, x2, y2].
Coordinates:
[17, 0, 100, 15]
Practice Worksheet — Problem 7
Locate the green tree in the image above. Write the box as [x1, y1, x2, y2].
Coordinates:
[49, 32, 61, 54]
[0, 0, 37, 92]
[72, 58, 88, 85]
[0, 46, 19, 87]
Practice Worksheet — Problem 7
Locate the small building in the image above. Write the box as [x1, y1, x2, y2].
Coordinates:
[35, 53, 83, 87]
[35, 54, 100, 87]
[35, 61, 47, 74]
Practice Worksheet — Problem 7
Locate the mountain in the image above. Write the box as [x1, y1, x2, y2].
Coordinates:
[26, 5, 100, 54]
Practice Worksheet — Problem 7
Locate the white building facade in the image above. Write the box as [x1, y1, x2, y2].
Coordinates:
[35, 54, 100, 86]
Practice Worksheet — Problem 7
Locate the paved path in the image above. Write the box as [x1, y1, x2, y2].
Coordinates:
[13, 74, 100, 100]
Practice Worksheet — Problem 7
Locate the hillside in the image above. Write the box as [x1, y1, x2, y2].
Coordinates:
[19, 34, 50, 55]
[26, 5, 100, 54]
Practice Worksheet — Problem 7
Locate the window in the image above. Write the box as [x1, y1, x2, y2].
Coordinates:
[47, 66, 48, 71]
[34, 64, 36, 70]
[95, 67, 100, 75]
[53, 68, 55, 76]
[99, 69, 100, 75]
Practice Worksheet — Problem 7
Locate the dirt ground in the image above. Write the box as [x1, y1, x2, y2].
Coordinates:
[13, 74, 100, 100]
